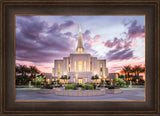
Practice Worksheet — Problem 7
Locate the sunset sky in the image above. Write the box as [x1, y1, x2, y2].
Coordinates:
[16, 15, 145, 73]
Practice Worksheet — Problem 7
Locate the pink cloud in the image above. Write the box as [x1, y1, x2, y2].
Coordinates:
[128, 32, 145, 39]
[107, 56, 145, 73]
[16, 60, 53, 73]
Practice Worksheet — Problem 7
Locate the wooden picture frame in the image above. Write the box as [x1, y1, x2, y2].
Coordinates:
[0, 0, 159, 115]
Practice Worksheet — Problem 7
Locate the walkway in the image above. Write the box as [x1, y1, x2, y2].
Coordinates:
[16, 88, 145, 101]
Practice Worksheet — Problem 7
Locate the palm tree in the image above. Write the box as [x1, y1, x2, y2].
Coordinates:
[60, 75, 70, 83]
[16, 65, 20, 74]
[140, 67, 145, 74]
[60, 75, 65, 83]
[29, 66, 40, 80]
[132, 65, 145, 78]
[95, 75, 99, 83]
[16, 65, 30, 84]
[19, 65, 29, 77]
[132, 65, 141, 77]
[91, 76, 95, 83]
[39, 73, 45, 77]
[122, 65, 132, 79]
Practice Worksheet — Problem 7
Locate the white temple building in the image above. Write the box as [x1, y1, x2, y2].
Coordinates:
[52, 25, 108, 84]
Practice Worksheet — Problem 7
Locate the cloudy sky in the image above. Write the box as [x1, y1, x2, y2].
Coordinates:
[16, 15, 145, 73]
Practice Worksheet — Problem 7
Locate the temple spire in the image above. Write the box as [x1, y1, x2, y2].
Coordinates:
[79, 24, 81, 32]
[75, 25, 86, 54]
[77, 24, 83, 48]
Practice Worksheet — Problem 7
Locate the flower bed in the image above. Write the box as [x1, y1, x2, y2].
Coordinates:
[65, 84, 94, 90]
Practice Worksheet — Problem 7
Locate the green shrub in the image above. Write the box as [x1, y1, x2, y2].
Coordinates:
[113, 78, 126, 87]
[82, 84, 94, 90]
[108, 86, 115, 89]
[108, 85, 119, 89]
[54, 85, 60, 88]
[73, 84, 78, 90]
[65, 84, 74, 89]
[85, 85, 89, 90]
[76, 83, 79, 87]
[82, 84, 86, 89]
[59, 83, 62, 87]
[93, 84, 96, 89]
[88, 84, 94, 90]
[122, 84, 129, 88]
[41, 84, 53, 89]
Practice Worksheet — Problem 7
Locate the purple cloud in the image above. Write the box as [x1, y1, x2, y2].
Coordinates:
[60, 20, 74, 30]
[103, 19, 145, 61]
[103, 37, 123, 49]
[48, 20, 75, 33]
[103, 36, 134, 61]
[106, 48, 133, 61]
[64, 32, 73, 37]
[48, 23, 60, 33]
[83, 30, 92, 41]
[84, 42, 92, 50]
[16, 16, 75, 63]
[103, 37, 134, 61]
[103, 37, 132, 51]
[124, 20, 145, 39]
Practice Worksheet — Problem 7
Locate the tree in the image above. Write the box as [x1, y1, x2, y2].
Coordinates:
[38, 73, 45, 77]
[32, 76, 45, 87]
[122, 65, 132, 79]
[95, 75, 99, 83]
[16, 65, 21, 85]
[101, 79, 104, 84]
[60, 75, 65, 83]
[16, 65, 20, 74]
[18, 65, 29, 77]
[91, 75, 99, 83]
[132, 65, 141, 77]
[105, 79, 110, 85]
[29, 66, 40, 80]
[16, 65, 30, 85]
[132, 65, 145, 79]
[139, 79, 145, 85]
[37, 73, 46, 84]
[60, 75, 70, 83]
[113, 78, 126, 87]
[140, 67, 145, 74]
[91, 76, 95, 83]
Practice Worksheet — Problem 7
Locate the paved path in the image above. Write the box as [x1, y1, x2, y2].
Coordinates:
[16, 88, 145, 101]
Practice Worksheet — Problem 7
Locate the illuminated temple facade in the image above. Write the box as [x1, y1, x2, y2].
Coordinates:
[52, 25, 108, 84]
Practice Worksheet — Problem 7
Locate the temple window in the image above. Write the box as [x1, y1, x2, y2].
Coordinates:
[85, 77, 87, 83]
[78, 61, 82, 72]
[84, 61, 86, 72]
[58, 63, 60, 76]
[74, 61, 76, 71]
[73, 78, 75, 83]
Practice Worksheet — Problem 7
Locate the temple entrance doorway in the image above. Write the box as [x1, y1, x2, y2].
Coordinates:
[78, 78, 83, 84]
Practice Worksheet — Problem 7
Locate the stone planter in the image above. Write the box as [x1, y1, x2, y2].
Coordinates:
[40, 88, 65, 94]
[39, 89, 55, 94]
[55, 89, 105, 96]
[106, 88, 122, 94]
